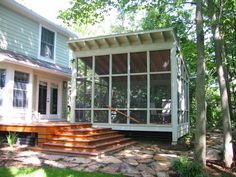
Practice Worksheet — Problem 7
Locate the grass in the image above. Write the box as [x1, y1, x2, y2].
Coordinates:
[0, 167, 126, 177]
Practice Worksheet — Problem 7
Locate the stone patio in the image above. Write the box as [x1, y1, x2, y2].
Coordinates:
[0, 132, 223, 177]
[0, 141, 185, 177]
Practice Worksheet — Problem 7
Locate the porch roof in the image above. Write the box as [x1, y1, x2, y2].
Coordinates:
[0, 49, 71, 77]
[68, 28, 177, 52]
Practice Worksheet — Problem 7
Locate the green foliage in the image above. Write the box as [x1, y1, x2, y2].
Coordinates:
[59, 0, 236, 130]
[58, 0, 110, 26]
[6, 132, 17, 147]
[171, 156, 208, 177]
[0, 167, 126, 177]
[220, 173, 235, 177]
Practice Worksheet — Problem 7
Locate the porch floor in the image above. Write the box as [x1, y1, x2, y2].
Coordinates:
[0, 122, 135, 156]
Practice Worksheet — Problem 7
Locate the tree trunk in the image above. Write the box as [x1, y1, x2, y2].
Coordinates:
[207, 0, 234, 168]
[194, 0, 206, 167]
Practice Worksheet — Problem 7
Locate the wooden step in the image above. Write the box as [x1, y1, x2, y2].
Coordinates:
[53, 131, 118, 140]
[42, 138, 131, 152]
[61, 127, 112, 135]
[49, 134, 125, 146]
[60, 123, 92, 131]
[33, 141, 136, 156]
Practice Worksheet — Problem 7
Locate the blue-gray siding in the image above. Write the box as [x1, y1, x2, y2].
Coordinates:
[0, 4, 70, 68]
[0, 5, 39, 57]
[56, 34, 69, 67]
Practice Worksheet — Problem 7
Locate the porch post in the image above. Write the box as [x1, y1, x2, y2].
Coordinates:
[171, 44, 178, 144]
[70, 56, 77, 123]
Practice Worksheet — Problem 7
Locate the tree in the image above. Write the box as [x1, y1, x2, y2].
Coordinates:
[195, 0, 206, 166]
[207, 0, 234, 168]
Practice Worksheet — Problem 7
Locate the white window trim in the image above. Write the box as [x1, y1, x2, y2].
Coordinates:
[38, 25, 57, 63]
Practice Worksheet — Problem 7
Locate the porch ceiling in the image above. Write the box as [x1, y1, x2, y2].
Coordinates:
[68, 28, 176, 52]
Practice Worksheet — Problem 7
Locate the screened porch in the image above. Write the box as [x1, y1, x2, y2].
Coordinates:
[69, 28, 189, 143]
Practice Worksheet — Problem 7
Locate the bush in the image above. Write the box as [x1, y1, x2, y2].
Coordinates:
[171, 156, 207, 177]
[6, 132, 17, 147]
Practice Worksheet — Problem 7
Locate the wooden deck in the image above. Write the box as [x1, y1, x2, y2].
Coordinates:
[0, 122, 135, 156]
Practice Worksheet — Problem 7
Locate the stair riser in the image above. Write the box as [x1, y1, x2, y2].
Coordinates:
[43, 139, 130, 153]
[49, 136, 124, 146]
[96, 139, 130, 150]
[42, 145, 97, 152]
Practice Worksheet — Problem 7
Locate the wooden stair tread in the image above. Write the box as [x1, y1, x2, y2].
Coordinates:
[55, 131, 118, 137]
[32, 141, 136, 156]
[43, 138, 131, 149]
[66, 127, 112, 132]
[50, 134, 124, 142]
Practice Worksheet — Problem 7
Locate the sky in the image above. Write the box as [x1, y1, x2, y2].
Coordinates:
[16, 0, 71, 25]
[15, 0, 117, 36]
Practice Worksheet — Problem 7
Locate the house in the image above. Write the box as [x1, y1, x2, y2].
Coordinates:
[0, 0, 76, 123]
[69, 29, 190, 144]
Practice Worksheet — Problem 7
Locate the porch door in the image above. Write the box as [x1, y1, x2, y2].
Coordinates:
[38, 80, 59, 119]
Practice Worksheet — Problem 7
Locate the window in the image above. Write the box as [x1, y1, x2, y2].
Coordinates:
[0, 69, 6, 106]
[13, 71, 29, 108]
[0, 69, 5, 89]
[40, 27, 55, 59]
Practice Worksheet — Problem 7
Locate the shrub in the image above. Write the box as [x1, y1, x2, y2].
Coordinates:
[171, 156, 208, 177]
[6, 132, 17, 147]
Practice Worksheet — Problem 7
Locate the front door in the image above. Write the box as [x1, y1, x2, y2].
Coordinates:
[38, 80, 59, 120]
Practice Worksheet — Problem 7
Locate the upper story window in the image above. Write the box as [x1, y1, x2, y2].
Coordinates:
[0, 69, 6, 89]
[13, 71, 29, 108]
[40, 27, 55, 60]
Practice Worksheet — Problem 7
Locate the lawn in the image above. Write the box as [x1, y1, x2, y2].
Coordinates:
[0, 167, 126, 177]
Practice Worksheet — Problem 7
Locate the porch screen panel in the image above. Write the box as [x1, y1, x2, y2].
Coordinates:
[75, 110, 91, 122]
[130, 110, 147, 124]
[112, 76, 127, 108]
[112, 53, 127, 74]
[130, 75, 147, 108]
[111, 110, 127, 124]
[150, 50, 170, 72]
[130, 52, 147, 73]
[94, 77, 109, 108]
[150, 74, 171, 124]
[95, 55, 109, 76]
[13, 71, 29, 108]
[94, 110, 108, 123]
[76, 79, 92, 108]
[77, 57, 93, 77]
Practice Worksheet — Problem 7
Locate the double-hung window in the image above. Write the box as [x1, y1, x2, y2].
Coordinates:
[40, 27, 55, 60]
[0, 69, 5, 89]
[0, 69, 6, 106]
[13, 71, 29, 108]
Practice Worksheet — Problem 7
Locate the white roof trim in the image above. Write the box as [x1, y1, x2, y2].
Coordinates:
[69, 28, 176, 52]
[0, 0, 77, 38]
[0, 55, 71, 78]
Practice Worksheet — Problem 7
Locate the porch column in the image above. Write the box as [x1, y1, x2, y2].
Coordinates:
[70, 57, 77, 123]
[171, 44, 178, 144]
